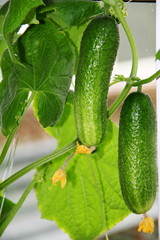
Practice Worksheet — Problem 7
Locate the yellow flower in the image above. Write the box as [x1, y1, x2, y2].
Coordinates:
[51, 168, 67, 188]
[75, 141, 95, 154]
[138, 216, 154, 234]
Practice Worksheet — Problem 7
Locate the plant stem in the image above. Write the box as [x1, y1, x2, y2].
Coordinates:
[0, 92, 35, 165]
[107, 3, 138, 117]
[137, 85, 142, 92]
[132, 69, 160, 86]
[0, 127, 17, 165]
[0, 179, 35, 236]
[108, 83, 131, 117]
[0, 140, 77, 191]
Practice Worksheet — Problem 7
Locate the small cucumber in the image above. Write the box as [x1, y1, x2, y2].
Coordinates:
[74, 15, 119, 147]
[118, 92, 157, 214]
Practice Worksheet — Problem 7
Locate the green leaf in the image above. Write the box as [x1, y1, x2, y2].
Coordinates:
[0, 21, 75, 136]
[0, 39, 7, 61]
[35, 96, 130, 240]
[0, 196, 15, 224]
[3, 0, 43, 37]
[45, 91, 77, 148]
[156, 50, 160, 60]
[0, 15, 7, 61]
[0, 82, 29, 136]
[39, 1, 103, 27]
[3, 0, 43, 62]
[66, 23, 89, 55]
[43, 0, 91, 4]
[37, 1, 104, 71]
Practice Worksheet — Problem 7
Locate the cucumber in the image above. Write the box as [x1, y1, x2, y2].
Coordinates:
[118, 92, 157, 214]
[74, 15, 119, 147]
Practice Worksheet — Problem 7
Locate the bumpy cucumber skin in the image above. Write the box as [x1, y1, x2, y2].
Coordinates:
[75, 16, 119, 147]
[118, 92, 157, 214]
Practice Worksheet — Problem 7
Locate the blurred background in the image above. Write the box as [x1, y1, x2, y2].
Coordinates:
[0, 1, 158, 240]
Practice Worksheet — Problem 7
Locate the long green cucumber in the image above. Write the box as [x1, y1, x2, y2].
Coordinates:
[118, 92, 157, 214]
[74, 15, 119, 147]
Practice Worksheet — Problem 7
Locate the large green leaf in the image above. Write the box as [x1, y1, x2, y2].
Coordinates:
[2, 0, 43, 62]
[38, 1, 104, 60]
[43, 0, 91, 4]
[35, 96, 130, 240]
[39, 1, 103, 27]
[3, 0, 42, 33]
[0, 21, 75, 136]
[45, 91, 77, 148]
[66, 23, 90, 65]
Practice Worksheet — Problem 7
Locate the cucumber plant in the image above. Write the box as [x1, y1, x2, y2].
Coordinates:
[0, 0, 159, 239]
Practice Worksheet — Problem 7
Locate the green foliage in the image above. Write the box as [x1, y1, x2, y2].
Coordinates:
[38, 0, 104, 62]
[0, 15, 7, 61]
[3, 0, 43, 34]
[0, 0, 105, 137]
[0, 20, 75, 136]
[35, 96, 130, 240]
[3, 0, 43, 61]
[39, 1, 103, 26]
[0, 0, 157, 239]
[0, 196, 15, 225]
[0, 0, 104, 137]
[45, 91, 77, 148]
[66, 23, 88, 53]
[0, 40, 6, 61]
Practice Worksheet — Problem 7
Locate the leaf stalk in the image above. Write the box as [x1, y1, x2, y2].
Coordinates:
[0, 140, 77, 191]
[0, 179, 35, 236]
